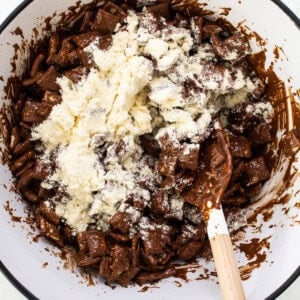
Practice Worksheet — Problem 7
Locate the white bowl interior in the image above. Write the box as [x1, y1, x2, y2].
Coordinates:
[0, 1, 300, 299]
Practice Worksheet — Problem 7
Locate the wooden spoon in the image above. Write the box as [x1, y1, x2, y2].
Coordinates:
[182, 127, 245, 300]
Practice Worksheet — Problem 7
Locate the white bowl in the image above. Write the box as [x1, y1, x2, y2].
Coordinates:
[0, 1, 299, 299]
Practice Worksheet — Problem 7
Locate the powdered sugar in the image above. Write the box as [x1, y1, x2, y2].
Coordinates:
[246, 102, 274, 122]
[136, 216, 172, 240]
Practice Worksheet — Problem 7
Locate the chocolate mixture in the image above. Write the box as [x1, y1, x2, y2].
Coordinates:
[0, 0, 283, 287]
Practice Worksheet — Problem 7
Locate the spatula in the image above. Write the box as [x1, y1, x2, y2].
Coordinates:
[183, 126, 245, 300]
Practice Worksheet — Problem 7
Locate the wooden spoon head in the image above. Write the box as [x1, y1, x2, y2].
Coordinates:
[182, 129, 232, 222]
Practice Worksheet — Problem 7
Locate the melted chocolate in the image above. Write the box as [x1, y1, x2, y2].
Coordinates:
[220, 7, 231, 16]
[11, 27, 24, 39]
[238, 236, 271, 280]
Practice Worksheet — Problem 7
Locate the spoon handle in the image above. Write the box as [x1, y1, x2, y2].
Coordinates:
[208, 208, 245, 300]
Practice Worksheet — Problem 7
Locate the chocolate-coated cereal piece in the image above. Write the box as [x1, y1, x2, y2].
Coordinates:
[91, 9, 120, 35]
[110, 212, 132, 234]
[30, 54, 46, 77]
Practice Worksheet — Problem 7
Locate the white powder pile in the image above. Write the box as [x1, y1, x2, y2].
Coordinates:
[136, 216, 172, 240]
[31, 9, 271, 233]
[246, 102, 274, 122]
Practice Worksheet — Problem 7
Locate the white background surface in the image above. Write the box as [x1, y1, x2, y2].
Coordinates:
[0, 1, 299, 299]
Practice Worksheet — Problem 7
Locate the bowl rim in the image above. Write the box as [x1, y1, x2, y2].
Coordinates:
[0, 0, 299, 299]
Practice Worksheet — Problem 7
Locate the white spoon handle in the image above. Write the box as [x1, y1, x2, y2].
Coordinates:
[207, 208, 245, 300]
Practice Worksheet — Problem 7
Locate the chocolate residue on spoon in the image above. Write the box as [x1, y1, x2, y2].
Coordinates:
[182, 128, 232, 221]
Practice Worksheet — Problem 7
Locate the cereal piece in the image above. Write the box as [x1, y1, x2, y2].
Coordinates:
[38, 186, 52, 199]
[245, 182, 262, 198]
[143, 227, 172, 256]
[110, 231, 131, 242]
[91, 9, 120, 35]
[98, 35, 113, 50]
[22, 72, 43, 86]
[140, 251, 158, 269]
[178, 143, 199, 170]
[77, 232, 88, 253]
[198, 239, 212, 259]
[12, 139, 33, 157]
[85, 231, 108, 258]
[37, 202, 60, 225]
[183, 204, 203, 224]
[211, 31, 250, 61]
[117, 266, 140, 287]
[63, 226, 73, 243]
[99, 256, 112, 278]
[21, 101, 52, 123]
[160, 175, 176, 190]
[157, 149, 178, 176]
[223, 183, 244, 197]
[142, 247, 173, 269]
[72, 32, 101, 48]
[36, 66, 60, 91]
[165, 195, 184, 220]
[177, 240, 202, 260]
[77, 253, 101, 267]
[23, 189, 40, 204]
[16, 169, 35, 190]
[47, 33, 59, 65]
[174, 170, 194, 194]
[150, 190, 169, 214]
[12, 99, 24, 122]
[104, 1, 127, 17]
[33, 159, 50, 180]
[248, 123, 272, 144]
[174, 223, 206, 248]
[64, 67, 87, 84]
[53, 38, 75, 67]
[30, 54, 45, 77]
[19, 122, 32, 130]
[147, 2, 170, 18]
[0, 116, 11, 148]
[38, 216, 63, 247]
[15, 161, 35, 177]
[79, 11, 93, 32]
[42, 91, 61, 105]
[11, 150, 35, 172]
[76, 48, 91, 69]
[109, 245, 131, 281]
[206, 140, 226, 169]
[9, 127, 20, 150]
[133, 198, 147, 211]
[225, 207, 247, 232]
[109, 212, 132, 234]
[230, 161, 245, 184]
[203, 24, 222, 38]
[245, 156, 270, 186]
[131, 236, 140, 267]
[229, 133, 252, 158]
[201, 63, 228, 89]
